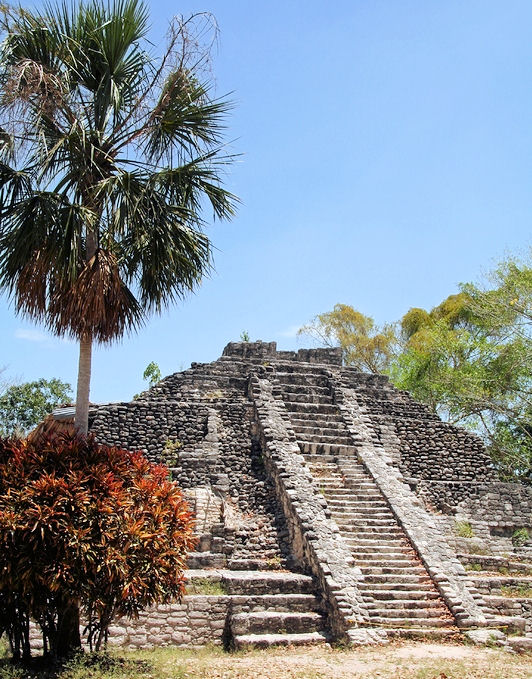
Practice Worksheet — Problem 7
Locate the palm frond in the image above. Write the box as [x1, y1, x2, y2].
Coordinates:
[142, 70, 234, 163]
[47, 248, 144, 341]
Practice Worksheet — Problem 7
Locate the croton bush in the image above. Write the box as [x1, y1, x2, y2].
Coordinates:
[0, 433, 195, 659]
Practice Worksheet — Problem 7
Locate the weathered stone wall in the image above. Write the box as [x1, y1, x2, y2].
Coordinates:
[107, 596, 229, 649]
[336, 370, 497, 484]
[417, 480, 532, 555]
[91, 385, 291, 565]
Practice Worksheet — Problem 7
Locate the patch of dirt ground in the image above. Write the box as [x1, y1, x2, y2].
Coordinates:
[161, 641, 532, 679]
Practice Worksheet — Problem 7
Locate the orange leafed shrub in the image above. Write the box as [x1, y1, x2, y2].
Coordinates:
[0, 433, 195, 659]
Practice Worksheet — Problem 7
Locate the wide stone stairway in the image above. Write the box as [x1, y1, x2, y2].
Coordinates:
[275, 366, 458, 638]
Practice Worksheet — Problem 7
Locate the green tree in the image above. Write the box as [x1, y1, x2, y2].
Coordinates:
[392, 255, 532, 481]
[143, 360, 161, 387]
[0, 378, 72, 436]
[298, 303, 397, 373]
[0, 1, 237, 434]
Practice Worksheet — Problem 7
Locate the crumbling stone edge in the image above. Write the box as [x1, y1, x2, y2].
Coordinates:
[249, 374, 387, 645]
[333, 383, 490, 632]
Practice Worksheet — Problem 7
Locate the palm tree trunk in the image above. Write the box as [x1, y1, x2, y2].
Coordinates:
[75, 223, 97, 435]
[75, 335, 92, 435]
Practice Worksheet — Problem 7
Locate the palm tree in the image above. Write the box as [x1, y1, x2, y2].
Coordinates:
[0, 0, 237, 433]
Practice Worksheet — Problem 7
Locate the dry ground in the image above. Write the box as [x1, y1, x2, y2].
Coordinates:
[131, 641, 532, 679]
[1, 641, 531, 679]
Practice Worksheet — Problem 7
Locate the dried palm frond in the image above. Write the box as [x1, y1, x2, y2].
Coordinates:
[47, 249, 144, 342]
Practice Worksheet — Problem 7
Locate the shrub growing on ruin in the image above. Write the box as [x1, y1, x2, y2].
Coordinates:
[0, 434, 195, 660]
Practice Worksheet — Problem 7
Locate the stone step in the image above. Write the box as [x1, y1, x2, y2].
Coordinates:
[335, 520, 399, 530]
[230, 594, 321, 614]
[325, 482, 379, 492]
[359, 565, 427, 576]
[386, 628, 460, 640]
[350, 545, 413, 555]
[285, 402, 339, 415]
[299, 442, 358, 455]
[290, 414, 347, 426]
[275, 372, 330, 387]
[489, 614, 527, 634]
[362, 574, 432, 584]
[371, 606, 447, 620]
[359, 581, 436, 592]
[299, 435, 354, 446]
[324, 488, 381, 498]
[327, 502, 391, 512]
[304, 454, 341, 464]
[507, 636, 532, 652]
[337, 530, 404, 542]
[185, 570, 315, 595]
[278, 384, 331, 396]
[330, 501, 390, 511]
[293, 425, 351, 438]
[363, 589, 442, 608]
[330, 512, 395, 522]
[186, 552, 226, 569]
[370, 616, 451, 628]
[233, 631, 328, 649]
[282, 393, 333, 405]
[331, 516, 399, 527]
[356, 555, 417, 565]
[231, 611, 323, 636]
[343, 535, 406, 546]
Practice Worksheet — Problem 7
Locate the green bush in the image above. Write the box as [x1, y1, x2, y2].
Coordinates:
[511, 527, 529, 548]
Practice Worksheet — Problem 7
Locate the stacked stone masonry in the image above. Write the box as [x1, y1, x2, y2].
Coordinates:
[89, 341, 532, 649]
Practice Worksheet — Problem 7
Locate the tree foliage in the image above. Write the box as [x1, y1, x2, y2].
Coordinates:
[0, 1, 237, 433]
[393, 255, 531, 482]
[299, 254, 531, 482]
[0, 378, 72, 436]
[142, 361, 161, 388]
[0, 433, 195, 659]
[298, 303, 397, 374]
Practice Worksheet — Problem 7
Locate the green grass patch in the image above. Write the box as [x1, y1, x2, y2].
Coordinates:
[185, 578, 227, 595]
[455, 520, 474, 538]
[500, 584, 532, 598]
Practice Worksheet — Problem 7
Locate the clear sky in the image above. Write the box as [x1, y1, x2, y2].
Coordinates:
[1, 0, 531, 403]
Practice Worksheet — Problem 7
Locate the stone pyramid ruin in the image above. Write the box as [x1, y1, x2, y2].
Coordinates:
[88, 341, 532, 650]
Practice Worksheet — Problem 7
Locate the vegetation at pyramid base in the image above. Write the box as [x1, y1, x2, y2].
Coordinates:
[0, 433, 195, 660]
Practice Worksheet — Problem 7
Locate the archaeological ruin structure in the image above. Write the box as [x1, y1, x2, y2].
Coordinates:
[83, 341, 532, 651]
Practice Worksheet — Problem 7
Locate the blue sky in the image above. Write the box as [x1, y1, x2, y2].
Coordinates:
[1, 0, 531, 403]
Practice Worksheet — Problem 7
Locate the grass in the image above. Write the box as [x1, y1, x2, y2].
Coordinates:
[500, 584, 532, 598]
[185, 578, 227, 595]
[0, 643, 531, 679]
[454, 520, 474, 538]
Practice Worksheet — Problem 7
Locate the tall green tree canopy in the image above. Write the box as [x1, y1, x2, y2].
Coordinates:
[0, 1, 237, 432]
[393, 255, 531, 481]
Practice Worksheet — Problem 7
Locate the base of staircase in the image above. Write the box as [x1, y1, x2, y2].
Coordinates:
[233, 631, 329, 649]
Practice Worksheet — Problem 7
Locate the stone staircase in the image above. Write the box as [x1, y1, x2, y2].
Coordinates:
[186, 567, 328, 649]
[275, 366, 459, 639]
